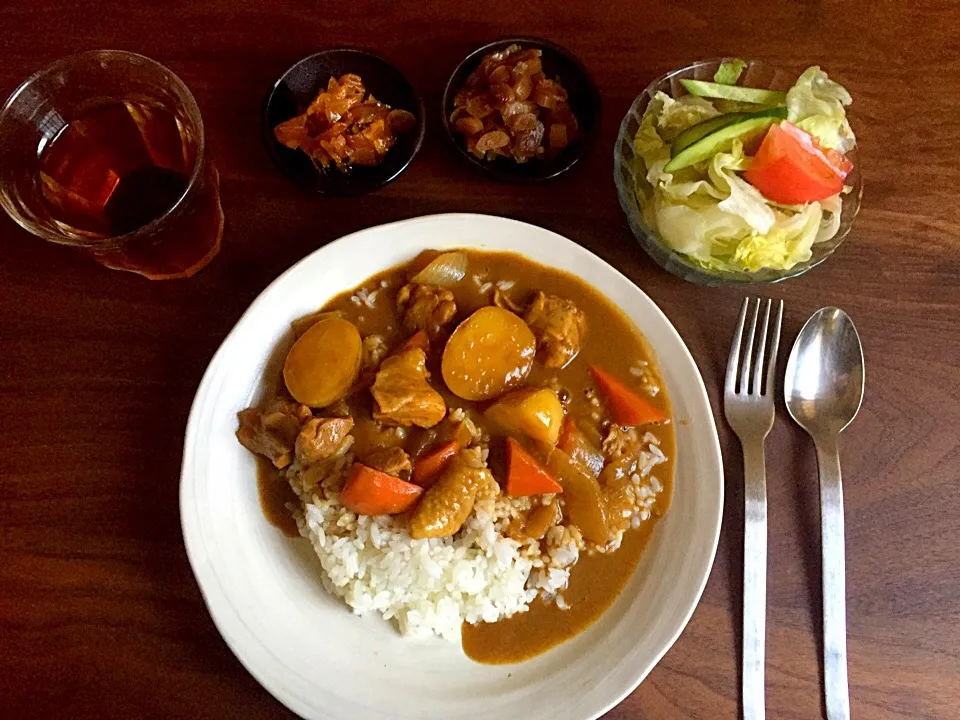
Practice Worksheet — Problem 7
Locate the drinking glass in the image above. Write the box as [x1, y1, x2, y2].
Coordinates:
[0, 50, 223, 279]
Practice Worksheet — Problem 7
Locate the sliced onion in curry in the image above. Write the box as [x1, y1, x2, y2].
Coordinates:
[411, 251, 468, 286]
[539, 443, 610, 544]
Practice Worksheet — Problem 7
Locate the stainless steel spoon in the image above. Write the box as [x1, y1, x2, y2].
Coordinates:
[784, 307, 864, 720]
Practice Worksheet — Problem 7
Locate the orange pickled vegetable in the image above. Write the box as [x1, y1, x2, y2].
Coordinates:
[273, 74, 416, 172]
[505, 438, 563, 497]
[412, 440, 459, 488]
[340, 463, 423, 516]
[588, 365, 668, 427]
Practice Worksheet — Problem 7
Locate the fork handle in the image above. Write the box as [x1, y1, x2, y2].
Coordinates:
[816, 437, 850, 720]
[742, 440, 767, 720]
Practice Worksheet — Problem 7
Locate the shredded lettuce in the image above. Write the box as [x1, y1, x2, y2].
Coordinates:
[632, 65, 854, 274]
[714, 59, 747, 85]
[786, 66, 855, 152]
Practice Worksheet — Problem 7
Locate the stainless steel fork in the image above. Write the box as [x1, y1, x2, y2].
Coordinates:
[724, 297, 784, 720]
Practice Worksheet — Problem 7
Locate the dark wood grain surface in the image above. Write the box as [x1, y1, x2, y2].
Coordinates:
[2, 1, 958, 718]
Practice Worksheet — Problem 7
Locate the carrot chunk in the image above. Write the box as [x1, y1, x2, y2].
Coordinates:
[412, 440, 459, 489]
[557, 416, 579, 451]
[588, 365, 667, 426]
[400, 330, 430, 353]
[505, 437, 563, 497]
[340, 463, 423, 515]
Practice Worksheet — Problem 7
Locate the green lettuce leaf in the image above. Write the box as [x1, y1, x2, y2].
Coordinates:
[815, 192, 843, 243]
[707, 143, 776, 234]
[732, 203, 823, 271]
[714, 59, 747, 85]
[786, 66, 855, 152]
[652, 91, 720, 140]
[632, 93, 838, 273]
[654, 199, 750, 263]
[634, 96, 669, 169]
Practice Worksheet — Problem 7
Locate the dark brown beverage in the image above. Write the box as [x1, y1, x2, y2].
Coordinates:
[36, 100, 222, 278]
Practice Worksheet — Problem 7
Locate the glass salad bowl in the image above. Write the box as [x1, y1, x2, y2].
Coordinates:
[614, 58, 863, 286]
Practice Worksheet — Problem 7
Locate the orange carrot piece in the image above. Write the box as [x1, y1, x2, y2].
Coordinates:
[557, 416, 579, 453]
[400, 330, 430, 352]
[505, 437, 563, 497]
[412, 440, 459, 489]
[588, 365, 668, 426]
[340, 463, 423, 515]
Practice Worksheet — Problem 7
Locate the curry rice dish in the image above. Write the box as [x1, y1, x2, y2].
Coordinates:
[236, 249, 675, 663]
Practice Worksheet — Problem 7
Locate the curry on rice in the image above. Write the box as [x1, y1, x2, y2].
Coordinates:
[237, 249, 675, 663]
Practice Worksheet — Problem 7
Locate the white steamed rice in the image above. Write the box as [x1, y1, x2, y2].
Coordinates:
[286, 426, 666, 641]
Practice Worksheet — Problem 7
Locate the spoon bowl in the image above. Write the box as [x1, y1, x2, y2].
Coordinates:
[784, 307, 865, 437]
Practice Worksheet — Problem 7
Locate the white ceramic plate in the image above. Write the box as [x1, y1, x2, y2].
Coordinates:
[181, 213, 723, 720]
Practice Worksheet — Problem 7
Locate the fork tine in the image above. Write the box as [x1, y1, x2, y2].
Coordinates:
[751, 299, 772, 395]
[725, 298, 750, 395]
[738, 298, 760, 394]
[764, 299, 784, 397]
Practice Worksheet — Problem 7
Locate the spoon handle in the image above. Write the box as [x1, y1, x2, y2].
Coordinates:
[816, 437, 850, 720]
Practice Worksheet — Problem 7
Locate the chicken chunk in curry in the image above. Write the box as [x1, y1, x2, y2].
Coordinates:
[371, 347, 447, 428]
[364, 446, 413, 477]
[524, 290, 587, 369]
[237, 397, 312, 469]
[409, 450, 498, 539]
[295, 417, 354, 464]
[397, 283, 457, 337]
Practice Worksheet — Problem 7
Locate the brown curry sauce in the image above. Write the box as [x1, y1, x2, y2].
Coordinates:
[255, 249, 675, 663]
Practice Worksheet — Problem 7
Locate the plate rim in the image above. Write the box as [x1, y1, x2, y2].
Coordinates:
[180, 212, 723, 720]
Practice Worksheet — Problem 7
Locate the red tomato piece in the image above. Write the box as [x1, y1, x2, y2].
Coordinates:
[744, 121, 853, 205]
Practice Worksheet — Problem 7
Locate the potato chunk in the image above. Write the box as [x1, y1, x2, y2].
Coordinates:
[483, 387, 564, 445]
[283, 318, 362, 407]
[441, 306, 536, 401]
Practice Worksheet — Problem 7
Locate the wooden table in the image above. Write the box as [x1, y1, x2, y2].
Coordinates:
[2, 1, 958, 718]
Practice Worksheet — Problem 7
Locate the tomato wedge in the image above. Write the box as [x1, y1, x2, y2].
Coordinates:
[744, 121, 852, 205]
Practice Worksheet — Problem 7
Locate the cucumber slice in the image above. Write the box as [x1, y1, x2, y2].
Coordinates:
[663, 115, 782, 173]
[671, 114, 749, 157]
[670, 107, 787, 157]
[679, 79, 787, 105]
